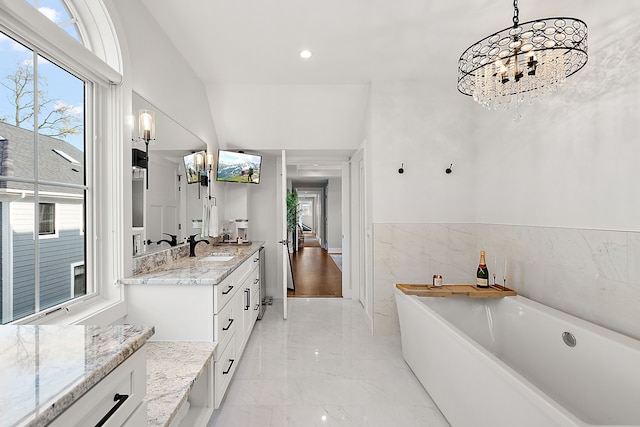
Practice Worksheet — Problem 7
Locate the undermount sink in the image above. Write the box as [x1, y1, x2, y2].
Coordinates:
[201, 254, 235, 262]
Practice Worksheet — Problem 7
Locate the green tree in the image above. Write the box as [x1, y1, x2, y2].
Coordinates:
[1, 64, 82, 138]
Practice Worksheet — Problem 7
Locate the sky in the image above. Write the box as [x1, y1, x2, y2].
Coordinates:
[0, 0, 84, 151]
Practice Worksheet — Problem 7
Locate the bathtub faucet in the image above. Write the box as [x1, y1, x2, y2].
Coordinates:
[188, 234, 209, 257]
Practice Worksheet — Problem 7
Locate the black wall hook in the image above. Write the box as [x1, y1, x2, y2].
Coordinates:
[445, 163, 453, 174]
[398, 163, 404, 174]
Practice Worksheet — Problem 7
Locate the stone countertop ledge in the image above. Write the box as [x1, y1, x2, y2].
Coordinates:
[0, 324, 154, 427]
[121, 241, 264, 286]
[145, 341, 217, 427]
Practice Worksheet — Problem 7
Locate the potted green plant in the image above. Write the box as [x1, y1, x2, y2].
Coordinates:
[286, 190, 299, 251]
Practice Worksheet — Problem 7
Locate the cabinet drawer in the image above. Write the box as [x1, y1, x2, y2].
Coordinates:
[214, 274, 238, 314]
[251, 287, 260, 316]
[213, 295, 238, 354]
[214, 335, 237, 408]
[235, 252, 260, 284]
[50, 347, 146, 427]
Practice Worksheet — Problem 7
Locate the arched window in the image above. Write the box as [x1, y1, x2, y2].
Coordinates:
[26, 0, 83, 43]
[0, 0, 122, 323]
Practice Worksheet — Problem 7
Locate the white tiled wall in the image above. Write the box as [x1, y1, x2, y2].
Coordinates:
[374, 223, 640, 340]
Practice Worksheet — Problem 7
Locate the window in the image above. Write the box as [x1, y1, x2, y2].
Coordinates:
[1, 15, 88, 323]
[1, 0, 123, 325]
[71, 262, 85, 297]
[26, 0, 82, 42]
[38, 203, 56, 235]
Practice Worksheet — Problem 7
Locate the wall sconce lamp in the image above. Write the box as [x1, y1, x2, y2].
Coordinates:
[194, 151, 208, 199]
[207, 153, 215, 172]
[138, 109, 155, 189]
[204, 152, 216, 202]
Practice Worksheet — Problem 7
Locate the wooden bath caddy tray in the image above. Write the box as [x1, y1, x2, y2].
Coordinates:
[396, 283, 516, 298]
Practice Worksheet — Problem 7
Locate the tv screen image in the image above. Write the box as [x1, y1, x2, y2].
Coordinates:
[183, 151, 206, 184]
[216, 150, 262, 184]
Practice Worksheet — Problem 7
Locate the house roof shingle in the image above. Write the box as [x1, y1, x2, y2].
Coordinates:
[0, 122, 84, 194]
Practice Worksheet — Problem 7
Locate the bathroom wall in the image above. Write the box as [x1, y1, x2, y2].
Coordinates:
[474, 15, 640, 340]
[110, 0, 220, 275]
[327, 177, 342, 253]
[370, 15, 640, 341]
[247, 154, 279, 301]
[374, 223, 640, 340]
[110, 0, 218, 148]
[369, 80, 477, 335]
[479, 225, 640, 340]
[373, 223, 477, 336]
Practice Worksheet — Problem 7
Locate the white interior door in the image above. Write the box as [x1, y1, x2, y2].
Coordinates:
[358, 155, 366, 307]
[280, 149, 288, 319]
[341, 161, 351, 299]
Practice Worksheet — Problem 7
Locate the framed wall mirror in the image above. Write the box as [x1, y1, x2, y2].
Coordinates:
[131, 92, 207, 258]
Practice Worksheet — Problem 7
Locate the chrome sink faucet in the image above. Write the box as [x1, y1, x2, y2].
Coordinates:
[188, 234, 209, 257]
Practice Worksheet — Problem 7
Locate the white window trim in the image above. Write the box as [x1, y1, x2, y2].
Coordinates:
[37, 203, 59, 240]
[1, 202, 13, 324]
[0, 1, 122, 84]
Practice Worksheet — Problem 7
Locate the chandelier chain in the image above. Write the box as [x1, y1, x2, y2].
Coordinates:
[512, 0, 519, 27]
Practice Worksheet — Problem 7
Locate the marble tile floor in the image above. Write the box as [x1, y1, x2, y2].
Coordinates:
[208, 298, 450, 427]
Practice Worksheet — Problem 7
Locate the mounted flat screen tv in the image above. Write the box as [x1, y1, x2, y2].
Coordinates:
[216, 150, 262, 184]
[183, 151, 206, 184]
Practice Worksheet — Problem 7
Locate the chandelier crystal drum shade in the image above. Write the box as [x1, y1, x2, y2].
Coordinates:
[457, 0, 588, 109]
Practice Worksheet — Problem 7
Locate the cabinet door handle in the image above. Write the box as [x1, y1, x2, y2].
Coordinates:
[254, 258, 259, 263]
[95, 393, 129, 427]
[223, 359, 235, 375]
[244, 289, 250, 310]
[222, 285, 234, 295]
[254, 303, 259, 311]
[254, 278, 259, 284]
[222, 318, 234, 331]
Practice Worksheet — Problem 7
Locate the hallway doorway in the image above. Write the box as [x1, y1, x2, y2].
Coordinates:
[287, 245, 342, 297]
[275, 149, 358, 318]
[288, 180, 342, 298]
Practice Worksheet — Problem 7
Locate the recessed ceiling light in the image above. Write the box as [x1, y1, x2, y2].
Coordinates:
[299, 49, 312, 59]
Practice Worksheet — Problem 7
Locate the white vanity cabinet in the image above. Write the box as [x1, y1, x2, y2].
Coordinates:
[50, 347, 147, 427]
[213, 249, 260, 407]
[124, 247, 262, 411]
[239, 265, 260, 355]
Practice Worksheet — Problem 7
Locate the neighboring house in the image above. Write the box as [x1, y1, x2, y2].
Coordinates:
[0, 122, 85, 323]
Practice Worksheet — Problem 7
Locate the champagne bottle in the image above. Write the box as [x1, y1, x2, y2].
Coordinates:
[476, 250, 489, 288]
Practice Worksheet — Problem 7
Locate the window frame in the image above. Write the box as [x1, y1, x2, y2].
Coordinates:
[0, 31, 92, 321]
[0, 0, 125, 325]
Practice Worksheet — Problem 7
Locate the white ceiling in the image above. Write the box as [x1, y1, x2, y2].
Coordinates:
[138, 0, 621, 85]
[138, 0, 640, 176]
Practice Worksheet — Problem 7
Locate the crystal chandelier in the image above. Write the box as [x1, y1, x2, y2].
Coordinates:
[457, 0, 588, 110]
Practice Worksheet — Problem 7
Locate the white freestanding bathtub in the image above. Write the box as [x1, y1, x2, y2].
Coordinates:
[394, 287, 640, 427]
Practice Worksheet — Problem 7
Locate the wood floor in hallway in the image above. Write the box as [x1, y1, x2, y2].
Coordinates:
[288, 246, 342, 298]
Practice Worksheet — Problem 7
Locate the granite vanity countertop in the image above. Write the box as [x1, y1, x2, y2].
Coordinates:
[121, 241, 264, 286]
[0, 324, 154, 427]
[145, 341, 217, 427]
